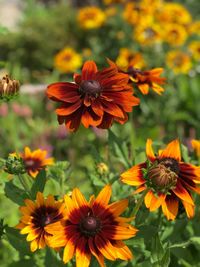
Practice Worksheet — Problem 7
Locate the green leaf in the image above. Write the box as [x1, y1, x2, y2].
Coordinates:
[4, 181, 29, 205]
[31, 169, 46, 198]
[151, 234, 164, 263]
[8, 259, 35, 267]
[45, 248, 66, 267]
[108, 129, 131, 168]
[5, 226, 30, 256]
[160, 248, 170, 267]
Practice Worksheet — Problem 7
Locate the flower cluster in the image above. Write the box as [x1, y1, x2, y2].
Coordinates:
[17, 186, 137, 266]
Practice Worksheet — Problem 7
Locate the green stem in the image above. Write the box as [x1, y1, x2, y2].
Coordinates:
[129, 111, 136, 163]
[131, 188, 148, 217]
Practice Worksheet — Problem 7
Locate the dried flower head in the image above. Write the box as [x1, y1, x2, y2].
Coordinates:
[0, 75, 20, 101]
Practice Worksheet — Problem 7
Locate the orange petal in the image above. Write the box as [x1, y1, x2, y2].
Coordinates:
[120, 164, 146, 186]
[146, 139, 156, 161]
[160, 139, 181, 161]
[138, 84, 149, 95]
[181, 200, 195, 219]
[30, 239, 38, 252]
[172, 181, 194, 205]
[107, 199, 128, 217]
[76, 237, 91, 267]
[94, 185, 112, 206]
[95, 235, 116, 261]
[82, 61, 98, 80]
[112, 240, 133, 260]
[63, 237, 76, 263]
[72, 188, 88, 208]
[88, 238, 105, 267]
[162, 196, 178, 220]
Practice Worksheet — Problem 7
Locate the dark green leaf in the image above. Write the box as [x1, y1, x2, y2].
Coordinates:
[31, 170, 46, 198]
[4, 181, 29, 205]
[5, 226, 30, 256]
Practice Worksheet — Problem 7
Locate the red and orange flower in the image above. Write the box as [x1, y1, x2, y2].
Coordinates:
[21, 147, 54, 178]
[126, 67, 166, 95]
[45, 185, 137, 266]
[121, 139, 200, 220]
[16, 192, 65, 252]
[46, 60, 140, 132]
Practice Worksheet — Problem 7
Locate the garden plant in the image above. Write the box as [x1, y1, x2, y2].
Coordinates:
[0, 0, 200, 266]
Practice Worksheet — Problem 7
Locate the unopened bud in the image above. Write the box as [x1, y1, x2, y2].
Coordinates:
[5, 153, 26, 175]
[0, 75, 20, 101]
[148, 163, 178, 192]
[96, 162, 109, 175]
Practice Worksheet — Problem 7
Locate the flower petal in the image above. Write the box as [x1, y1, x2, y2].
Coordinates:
[146, 139, 156, 161]
[162, 196, 178, 220]
[120, 163, 146, 186]
[82, 61, 98, 80]
[160, 139, 181, 161]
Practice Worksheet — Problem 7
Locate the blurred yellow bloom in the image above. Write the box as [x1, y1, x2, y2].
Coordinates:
[105, 6, 117, 17]
[123, 2, 153, 26]
[134, 23, 162, 46]
[188, 41, 200, 61]
[191, 140, 200, 158]
[77, 6, 106, 29]
[54, 47, 82, 73]
[166, 50, 192, 74]
[103, 0, 125, 4]
[163, 24, 188, 46]
[156, 3, 192, 26]
[188, 21, 200, 35]
[116, 48, 146, 70]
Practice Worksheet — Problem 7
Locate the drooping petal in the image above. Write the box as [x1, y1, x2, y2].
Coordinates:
[112, 240, 133, 260]
[88, 238, 105, 267]
[107, 199, 128, 217]
[162, 195, 178, 220]
[76, 236, 91, 267]
[95, 235, 116, 261]
[181, 200, 195, 219]
[172, 181, 194, 205]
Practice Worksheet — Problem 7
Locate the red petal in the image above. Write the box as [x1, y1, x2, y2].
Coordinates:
[82, 61, 98, 80]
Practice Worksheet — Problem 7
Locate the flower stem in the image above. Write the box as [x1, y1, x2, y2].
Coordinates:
[129, 111, 136, 162]
[131, 188, 148, 217]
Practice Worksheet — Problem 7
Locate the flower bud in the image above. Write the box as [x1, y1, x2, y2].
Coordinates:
[96, 162, 109, 176]
[0, 75, 20, 101]
[148, 163, 178, 192]
[5, 153, 26, 175]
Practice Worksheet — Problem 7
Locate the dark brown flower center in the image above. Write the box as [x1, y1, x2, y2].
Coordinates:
[24, 158, 41, 171]
[80, 216, 101, 236]
[40, 214, 53, 227]
[158, 157, 180, 174]
[79, 80, 102, 97]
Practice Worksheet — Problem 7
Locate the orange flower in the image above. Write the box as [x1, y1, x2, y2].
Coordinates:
[121, 139, 200, 220]
[16, 192, 65, 252]
[126, 67, 166, 95]
[191, 139, 200, 158]
[46, 60, 140, 132]
[45, 185, 137, 266]
[21, 147, 54, 178]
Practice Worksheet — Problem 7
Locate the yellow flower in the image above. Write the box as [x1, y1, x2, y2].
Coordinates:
[188, 41, 200, 61]
[103, 0, 125, 5]
[166, 50, 192, 74]
[116, 48, 146, 70]
[163, 24, 188, 46]
[54, 47, 82, 74]
[16, 192, 65, 252]
[156, 3, 192, 26]
[191, 140, 200, 158]
[21, 147, 54, 178]
[77, 6, 106, 29]
[123, 2, 153, 26]
[188, 21, 200, 35]
[134, 23, 162, 46]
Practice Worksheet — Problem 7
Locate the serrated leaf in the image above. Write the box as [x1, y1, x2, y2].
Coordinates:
[4, 181, 29, 205]
[31, 169, 46, 198]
